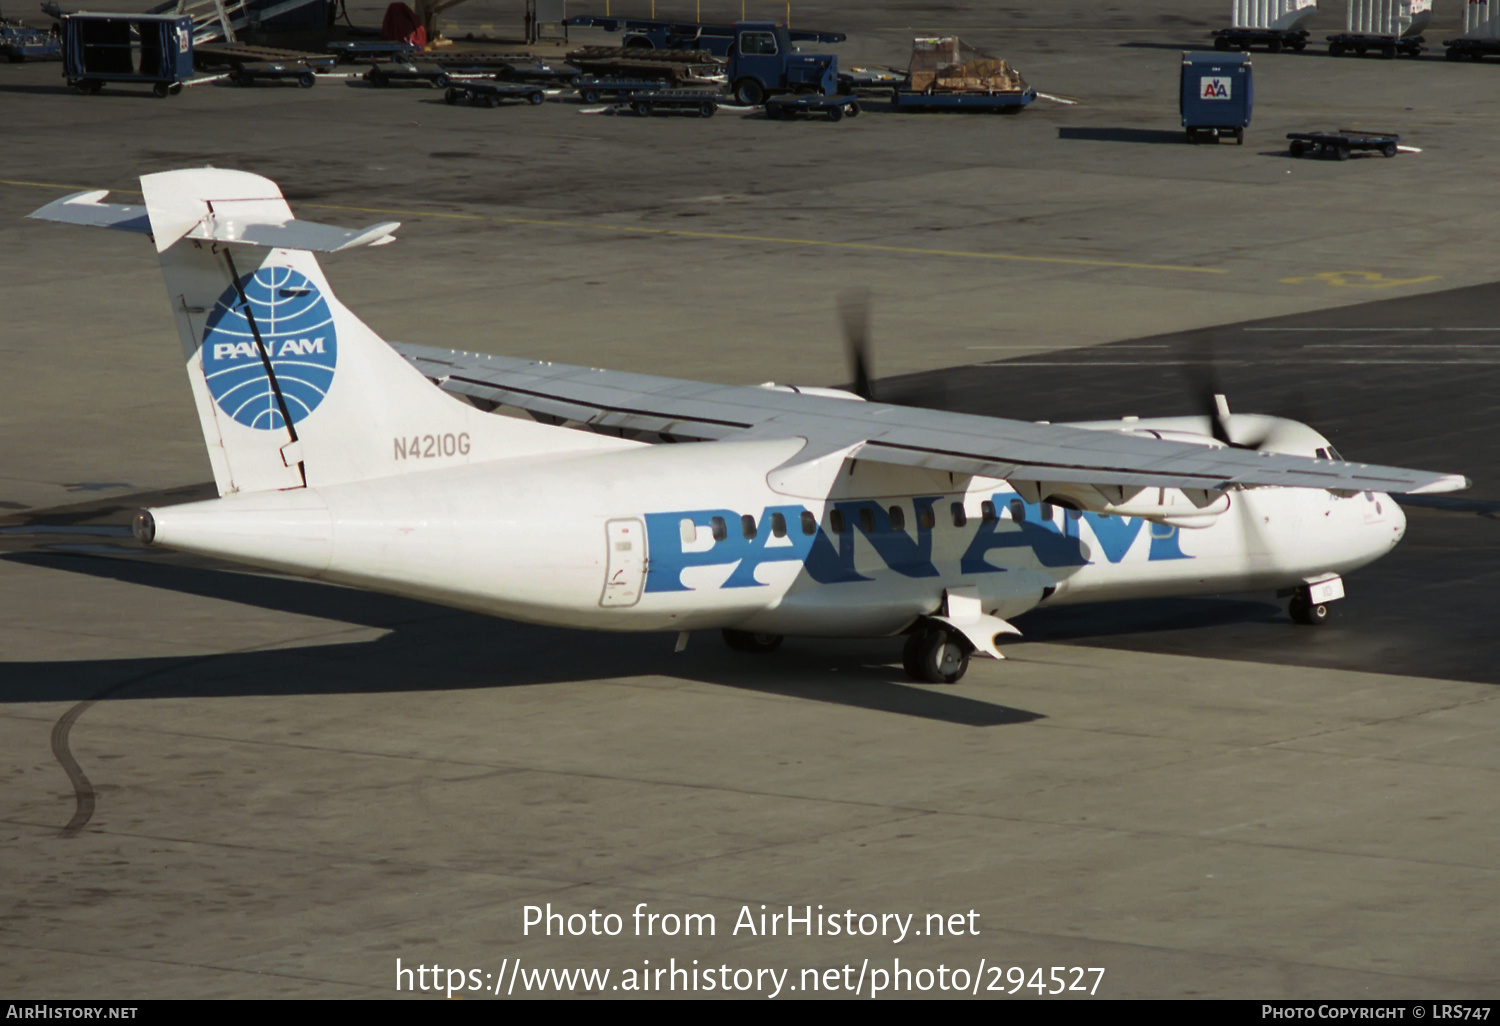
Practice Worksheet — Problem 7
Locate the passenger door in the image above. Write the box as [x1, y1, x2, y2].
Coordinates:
[600, 518, 646, 608]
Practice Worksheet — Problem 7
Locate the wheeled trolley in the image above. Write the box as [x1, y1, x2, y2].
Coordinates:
[364, 61, 453, 88]
[1443, 37, 1500, 61]
[1287, 130, 1400, 159]
[443, 81, 546, 107]
[232, 60, 317, 88]
[1326, 32, 1423, 57]
[1212, 27, 1309, 52]
[764, 92, 860, 121]
[326, 40, 420, 63]
[889, 86, 1033, 112]
[573, 77, 663, 103]
[626, 90, 720, 117]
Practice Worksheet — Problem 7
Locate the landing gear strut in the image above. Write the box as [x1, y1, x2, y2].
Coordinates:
[902, 624, 972, 684]
[722, 629, 783, 653]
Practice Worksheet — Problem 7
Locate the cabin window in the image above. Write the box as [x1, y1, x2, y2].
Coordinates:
[919, 505, 936, 530]
[981, 500, 997, 523]
[741, 514, 757, 539]
[1067, 508, 1082, 521]
[1040, 502, 1054, 522]
[889, 505, 906, 531]
[858, 507, 876, 533]
[800, 510, 817, 536]
[710, 516, 727, 542]
[951, 502, 967, 528]
[679, 519, 697, 545]
[740, 30, 778, 55]
[830, 509, 846, 534]
[770, 512, 787, 538]
[1007, 499, 1024, 522]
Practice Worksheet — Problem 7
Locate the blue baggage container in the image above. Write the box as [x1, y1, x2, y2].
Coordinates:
[63, 12, 194, 96]
[1180, 51, 1253, 144]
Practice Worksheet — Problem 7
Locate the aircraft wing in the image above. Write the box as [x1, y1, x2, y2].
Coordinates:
[395, 344, 1470, 496]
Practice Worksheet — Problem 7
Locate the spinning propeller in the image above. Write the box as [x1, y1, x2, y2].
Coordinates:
[838, 290, 947, 409]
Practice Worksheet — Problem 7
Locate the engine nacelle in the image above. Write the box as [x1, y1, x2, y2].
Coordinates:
[758, 383, 866, 402]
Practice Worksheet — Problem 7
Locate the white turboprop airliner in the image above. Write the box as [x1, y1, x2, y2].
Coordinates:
[30, 169, 1470, 683]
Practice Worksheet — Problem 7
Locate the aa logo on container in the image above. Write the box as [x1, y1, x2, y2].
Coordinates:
[1201, 77, 1232, 100]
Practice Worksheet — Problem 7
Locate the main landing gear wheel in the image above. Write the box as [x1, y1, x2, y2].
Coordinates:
[722, 629, 783, 653]
[1289, 590, 1331, 626]
[902, 626, 971, 684]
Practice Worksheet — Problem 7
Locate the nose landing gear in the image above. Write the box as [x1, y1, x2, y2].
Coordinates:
[1288, 576, 1343, 626]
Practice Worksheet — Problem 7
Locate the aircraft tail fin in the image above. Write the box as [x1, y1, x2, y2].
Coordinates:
[30, 169, 627, 496]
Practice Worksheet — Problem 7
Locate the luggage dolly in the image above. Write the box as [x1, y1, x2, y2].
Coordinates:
[1443, 36, 1500, 61]
[1211, 27, 1309, 53]
[232, 61, 317, 88]
[1287, 130, 1400, 160]
[626, 90, 720, 117]
[764, 92, 860, 121]
[365, 61, 453, 88]
[573, 77, 664, 103]
[444, 81, 546, 107]
[1326, 33, 1424, 58]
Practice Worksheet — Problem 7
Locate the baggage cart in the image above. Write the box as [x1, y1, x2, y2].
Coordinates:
[625, 89, 720, 117]
[444, 81, 545, 107]
[889, 36, 1033, 114]
[889, 87, 1034, 112]
[231, 60, 317, 87]
[573, 77, 666, 103]
[1211, 27, 1309, 52]
[364, 60, 452, 88]
[1328, 0, 1429, 57]
[1212, 0, 1317, 51]
[62, 11, 193, 96]
[1443, 0, 1500, 60]
[1181, 51, 1252, 144]
[325, 40, 420, 62]
[1287, 129, 1399, 159]
[194, 42, 336, 72]
[764, 92, 860, 121]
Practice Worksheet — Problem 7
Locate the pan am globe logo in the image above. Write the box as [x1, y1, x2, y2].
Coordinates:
[200, 266, 338, 431]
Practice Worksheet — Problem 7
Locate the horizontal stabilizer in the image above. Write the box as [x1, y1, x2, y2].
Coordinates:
[29, 187, 399, 252]
[27, 191, 152, 235]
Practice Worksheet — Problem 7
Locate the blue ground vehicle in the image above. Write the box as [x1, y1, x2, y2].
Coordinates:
[725, 21, 838, 105]
[564, 14, 842, 56]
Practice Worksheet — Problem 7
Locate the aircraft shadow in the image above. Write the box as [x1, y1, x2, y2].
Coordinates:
[0, 551, 1039, 728]
[1015, 596, 1286, 641]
